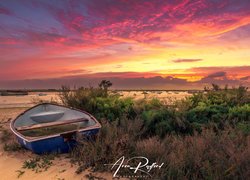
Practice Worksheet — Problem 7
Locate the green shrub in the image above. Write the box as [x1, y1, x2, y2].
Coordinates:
[190, 85, 249, 107]
[186, 104, 229, 124]
[229, 104, 250, 122]
[141, 108, 175, 137]
[60, 85, 134, 121]
[237, 122, 250, 135]
[184, 85, 249, 132]
[4, 142, 22, 152]
[60, 83, 249, 136]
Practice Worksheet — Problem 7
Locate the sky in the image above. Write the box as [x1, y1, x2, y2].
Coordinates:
[0, 0, 249, 89]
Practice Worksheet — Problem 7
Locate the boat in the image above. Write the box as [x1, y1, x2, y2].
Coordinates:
[10, 103, 101, 154]
[38, 93, 47, 96]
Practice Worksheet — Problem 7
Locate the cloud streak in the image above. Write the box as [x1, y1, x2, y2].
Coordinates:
[172, 59, 203, 63]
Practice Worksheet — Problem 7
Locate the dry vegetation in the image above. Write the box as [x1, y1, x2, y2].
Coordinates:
[60, 81, 250, 179]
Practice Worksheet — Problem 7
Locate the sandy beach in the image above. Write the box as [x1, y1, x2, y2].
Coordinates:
[0, 92, 60, 108]
[0, 147, 114, 180]
[0, 91, 191, 108]
[117, 90, 192, 102]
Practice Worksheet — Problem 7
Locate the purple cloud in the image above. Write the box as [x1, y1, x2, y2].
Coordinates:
[240, 76, 250, 80]
[172, 59, 203, 63]
[0, 6, 12, 15]
[206, 71, 227, 78]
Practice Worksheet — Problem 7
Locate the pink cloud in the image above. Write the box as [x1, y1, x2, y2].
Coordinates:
[0, 6, 12, 15]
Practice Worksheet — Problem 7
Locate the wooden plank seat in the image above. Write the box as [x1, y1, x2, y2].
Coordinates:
[16, 118, 89, 131]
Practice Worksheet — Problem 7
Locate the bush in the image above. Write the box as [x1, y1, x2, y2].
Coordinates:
[229, 104, 250, 122]
[60, 85, 134, 121]
[61, 83, 250, 179]
[184, 86, 250, 132]
[186, 104, 229, 124]
[60, 84, 249, 136]
[4, 142, 22, 152]
[141, 108, 192, 137]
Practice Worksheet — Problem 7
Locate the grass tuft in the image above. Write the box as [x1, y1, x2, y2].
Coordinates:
[16, 170, 25, 178]
[22, 154, 55, 173]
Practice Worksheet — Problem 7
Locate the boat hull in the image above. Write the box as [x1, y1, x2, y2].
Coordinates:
[11, 103, 101, 154]
[15, 128, 100, 154]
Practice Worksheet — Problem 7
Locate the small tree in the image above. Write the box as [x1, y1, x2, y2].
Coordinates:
[211, 83, 220, 91]
[98, 80, 112, 96]
[204, 86, 210, 92]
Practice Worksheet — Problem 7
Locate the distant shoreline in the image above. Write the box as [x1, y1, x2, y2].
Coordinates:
[0, 89, 203, 92]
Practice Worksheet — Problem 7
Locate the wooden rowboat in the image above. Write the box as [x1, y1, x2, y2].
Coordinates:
[10, 103, 101, 154]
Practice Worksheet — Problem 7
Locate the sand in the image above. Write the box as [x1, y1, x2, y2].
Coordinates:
[0, 150, 114, 180]
[0, 147, 110, 180]
[119, 90, 191, 102]
[0, 92, 60, 108]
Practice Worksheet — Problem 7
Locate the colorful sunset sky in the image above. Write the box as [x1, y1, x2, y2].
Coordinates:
[0, 0, 249, 89]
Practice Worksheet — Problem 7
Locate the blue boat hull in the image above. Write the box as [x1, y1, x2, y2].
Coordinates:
[16, 128, 100, 154]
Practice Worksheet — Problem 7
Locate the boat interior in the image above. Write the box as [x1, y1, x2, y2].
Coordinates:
[13, 104, 97, 138]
